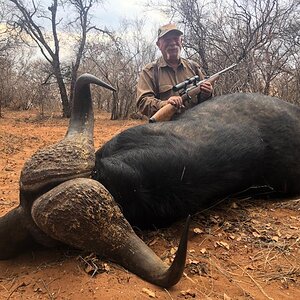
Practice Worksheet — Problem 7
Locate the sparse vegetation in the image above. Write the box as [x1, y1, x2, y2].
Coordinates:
[0, 0, 299, 119]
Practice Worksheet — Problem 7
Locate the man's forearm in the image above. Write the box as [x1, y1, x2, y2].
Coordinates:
[137, 96, 166, 117]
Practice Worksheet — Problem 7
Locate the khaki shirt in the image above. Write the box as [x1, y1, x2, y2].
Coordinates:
[136, 57, 209, 118]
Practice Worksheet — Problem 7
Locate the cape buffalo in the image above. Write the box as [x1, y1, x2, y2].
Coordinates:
[0, 74, 299, 288]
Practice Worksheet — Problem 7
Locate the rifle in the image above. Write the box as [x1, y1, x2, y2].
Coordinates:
[149, 63, 237, 123]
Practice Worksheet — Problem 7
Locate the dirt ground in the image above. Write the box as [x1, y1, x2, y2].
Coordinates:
[0, 110, 299, 300]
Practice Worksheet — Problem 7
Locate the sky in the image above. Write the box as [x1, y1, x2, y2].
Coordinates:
[1, 0, 170, 59]
[24, 0, 170, 42]
[93, 0, 169, 37]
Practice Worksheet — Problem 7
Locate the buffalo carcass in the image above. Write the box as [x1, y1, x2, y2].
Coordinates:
[0, 74, 300, 288]
[93, 92, 300, 228]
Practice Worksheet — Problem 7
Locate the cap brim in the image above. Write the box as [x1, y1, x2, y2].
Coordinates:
[158, 29, 183, 39]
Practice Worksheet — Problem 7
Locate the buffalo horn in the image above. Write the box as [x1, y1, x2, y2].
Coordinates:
[31, 178, 189, 288]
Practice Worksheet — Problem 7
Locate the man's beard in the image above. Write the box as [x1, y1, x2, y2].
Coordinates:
[166, 47, 181, 61]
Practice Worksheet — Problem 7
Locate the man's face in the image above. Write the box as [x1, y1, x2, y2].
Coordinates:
[156, 31, 183, 62]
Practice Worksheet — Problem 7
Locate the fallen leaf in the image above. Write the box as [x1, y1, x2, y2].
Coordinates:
[219, 241, 230, 250]
[272, 236, 279, 242]
[215, 241, 230, 250]
[229, 234, 235, 240]
[170, 247, 178, 255]
[188, 259, 200, 264]
[193, 227, 204, 234]
[252, 232, 261, 238]
[224, 293, 231, 300]
[103, 263, 110, 272]
[231, 202, 238, 209]
[163, 257, 171, 264]
[142, 288, 156, 298]
[200, 248, 207, 254]
[251, 219, 260, 224]
[265, 223, 272, 229]
[33, 287, 43, 293]
[180, 289, 196, 297]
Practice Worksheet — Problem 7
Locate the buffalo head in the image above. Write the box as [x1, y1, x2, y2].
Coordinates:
[0, 74, 189, 288]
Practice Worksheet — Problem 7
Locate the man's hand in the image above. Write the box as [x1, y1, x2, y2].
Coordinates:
[200, 81, 213, 97]
[166, 96, 184, 108]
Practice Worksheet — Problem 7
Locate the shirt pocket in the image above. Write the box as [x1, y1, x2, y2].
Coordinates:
[159, 84, 173, 100]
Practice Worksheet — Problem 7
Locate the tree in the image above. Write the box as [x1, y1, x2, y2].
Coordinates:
[151, 0, 300, 99]
[6, 0, 111, 117]
[0, 1, 13, 117]
[83, 19, 157, 119]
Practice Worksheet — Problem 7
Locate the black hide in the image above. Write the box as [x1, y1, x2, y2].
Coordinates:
[93, 93, 300, 228]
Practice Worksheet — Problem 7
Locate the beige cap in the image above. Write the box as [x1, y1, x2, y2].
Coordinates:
[157, 24, 183, 40]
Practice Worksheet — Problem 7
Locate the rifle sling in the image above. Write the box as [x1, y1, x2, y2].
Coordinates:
[153, 60, 160, 99]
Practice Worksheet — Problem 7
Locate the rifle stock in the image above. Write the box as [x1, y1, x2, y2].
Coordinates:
[149, 104, 177, 123]
[149, 75, 220, 123]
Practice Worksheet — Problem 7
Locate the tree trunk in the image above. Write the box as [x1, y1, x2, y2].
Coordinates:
[68, 69, 77, 117]
[55, 69, 70, 118]
[111, 92, 118, 120]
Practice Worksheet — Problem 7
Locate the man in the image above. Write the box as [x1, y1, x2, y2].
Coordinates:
[136, 23, 213, 119]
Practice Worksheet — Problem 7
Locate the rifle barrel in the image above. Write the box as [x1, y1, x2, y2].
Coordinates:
[193, 63, 237, 88]
[216, 63, 237, 76]
[149, 63, 238, 123]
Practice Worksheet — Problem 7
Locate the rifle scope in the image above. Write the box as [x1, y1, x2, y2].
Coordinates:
[173, 75, 200, 92]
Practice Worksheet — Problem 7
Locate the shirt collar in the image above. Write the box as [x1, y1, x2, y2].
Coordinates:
[158, 56, 185, 69]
